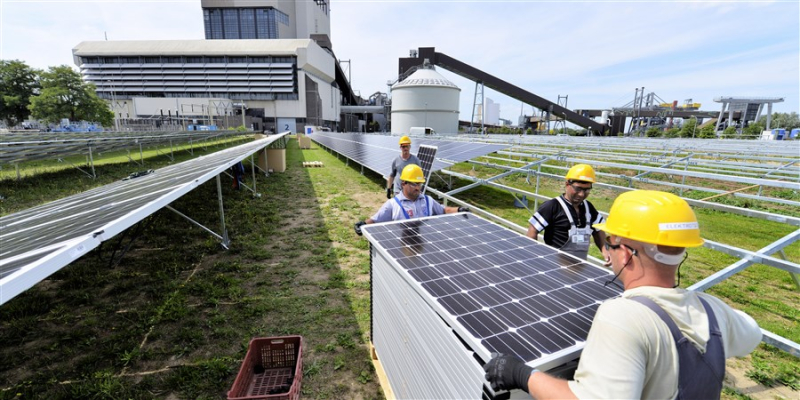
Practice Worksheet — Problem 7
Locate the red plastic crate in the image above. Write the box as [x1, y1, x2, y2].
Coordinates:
[228, 336, 303, 400]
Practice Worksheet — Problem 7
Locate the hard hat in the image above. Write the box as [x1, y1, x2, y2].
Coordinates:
[399, 136, 412, 145]
[565, 164, 596, 183]
[400, 164, 425, 183]
[593, 190, 704, 248]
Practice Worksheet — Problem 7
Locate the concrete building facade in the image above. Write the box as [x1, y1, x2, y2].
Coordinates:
[201, 0, 330, 40]
[73, 39, 340, 132]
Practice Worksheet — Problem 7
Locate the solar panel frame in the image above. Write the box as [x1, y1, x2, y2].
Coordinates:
[309, 133, 507, 179]
[0, 133, 288, 305]
[362, 213, 621, 371]
[416, 144, 437, 195]
[0, 131, 243, 165]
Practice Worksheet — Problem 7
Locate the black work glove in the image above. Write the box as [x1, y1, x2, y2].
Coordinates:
[354, 221, 366, 236]
[483, 353, 534, 393]
[386, 187, 392, 199]
[458, 207, 470, 213]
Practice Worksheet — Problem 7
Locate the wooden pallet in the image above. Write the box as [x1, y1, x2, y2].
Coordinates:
[370, 343, 395, 400]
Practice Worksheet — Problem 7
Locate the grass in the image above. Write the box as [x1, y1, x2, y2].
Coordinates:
[0, 137, 797, 398]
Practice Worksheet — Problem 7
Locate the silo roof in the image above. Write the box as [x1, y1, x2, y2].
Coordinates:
[393, 68, 459, 89]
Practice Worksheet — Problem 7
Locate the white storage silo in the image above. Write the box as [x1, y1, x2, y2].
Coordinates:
[391, 67, 460, 135]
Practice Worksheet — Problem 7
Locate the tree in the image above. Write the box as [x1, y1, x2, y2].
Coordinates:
[759, 112, 800, 130]
[0, 60, 39, 127]
[664, 128, 681, 138]
[680, 117, 698, 138]
[698, 123, 716, 139]
[722, 126, 738, 139]
[28, 65, 113, 126]
[645, 127, 661, 138]
[744, 121, 766, 137]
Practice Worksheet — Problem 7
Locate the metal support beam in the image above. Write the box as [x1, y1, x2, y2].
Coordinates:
[216, 175, 230, 249]
[688, 229, 800, 292]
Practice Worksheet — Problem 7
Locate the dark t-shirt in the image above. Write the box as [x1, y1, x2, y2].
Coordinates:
[389, 154, 421, 193]
[528, 195, 604, 249]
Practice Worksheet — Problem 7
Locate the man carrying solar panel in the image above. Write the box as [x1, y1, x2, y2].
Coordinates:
[485, 190, 761, 399]
[526, 164, 608, 263]
[385, 135, 421, 199]
[354, 164, 468, 235]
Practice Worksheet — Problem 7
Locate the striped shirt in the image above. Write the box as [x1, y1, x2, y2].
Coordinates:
[528, 195, 604, 249]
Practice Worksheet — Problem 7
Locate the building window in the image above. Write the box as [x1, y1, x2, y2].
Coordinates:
[223, 9, 239, 39]
[240, 9, 256, 39]
[205, 9, 224, 39]
[276, 9, 289, 26]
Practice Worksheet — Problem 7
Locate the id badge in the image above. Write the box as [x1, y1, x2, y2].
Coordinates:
[572, 234, 585, 244]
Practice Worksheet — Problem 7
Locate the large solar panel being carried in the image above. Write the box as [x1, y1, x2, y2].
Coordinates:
[309, 133, 506, 177]
[0, 133, 288, 305]
[362, 213, 621, 399]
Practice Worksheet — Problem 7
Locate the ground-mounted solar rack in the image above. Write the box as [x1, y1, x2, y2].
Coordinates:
[308, 132, 507, 178]
[363, 213, 622, 399]
[0, 130, 249, 179]
[0, 132, 288, 306]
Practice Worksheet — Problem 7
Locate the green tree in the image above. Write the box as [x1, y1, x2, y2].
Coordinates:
[759, 112, 800, 130]
[645, 127, 661, 138]
[680, 117, 698, 138]
[664, 128, 681, 138]
[697, 123, 716, 139]
[0, 60, 39, 127]
[28, 65, 113, 126]
[743, 121, 766, 138]
[721, 126, 738, 139]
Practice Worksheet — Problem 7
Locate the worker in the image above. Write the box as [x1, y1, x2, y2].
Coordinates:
[484, 190, 762, 399]
[355, 164, 468, 235]
[386, 135, 421, 198]
[526, 164, 607, 262]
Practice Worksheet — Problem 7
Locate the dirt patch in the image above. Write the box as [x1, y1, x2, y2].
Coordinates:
[724, 357, 794, 400]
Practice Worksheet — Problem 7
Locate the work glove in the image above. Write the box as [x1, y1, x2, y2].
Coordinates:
[386, 187, 393, 199]
[458, 207, 470, 213]
[483, 353, 534, 393]
[354, 221, 366, 236]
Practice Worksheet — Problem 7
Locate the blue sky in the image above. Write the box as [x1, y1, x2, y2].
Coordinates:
[2, 0, 797, 122]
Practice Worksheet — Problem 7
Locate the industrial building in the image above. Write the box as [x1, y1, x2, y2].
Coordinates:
[73, 0, 347, 133]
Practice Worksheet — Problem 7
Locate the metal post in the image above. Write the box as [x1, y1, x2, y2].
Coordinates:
[139, 143, 144, 165]
[534, 163, 542, 210]
[216, 175, 230, 248]
[250, 154, 258, 196]
[15, 164, 20, 180]
[88, 146, 96, 178]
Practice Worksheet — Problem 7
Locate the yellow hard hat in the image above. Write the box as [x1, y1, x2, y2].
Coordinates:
[565, 164, 596, 183]
[399, 136, 412, 145]
[400, 164, 425, 183]
[593, 190, 704, 248]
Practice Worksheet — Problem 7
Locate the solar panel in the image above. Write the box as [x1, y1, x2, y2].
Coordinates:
[0, 133, 288, 305]
[0, 131, 243, 166]
[363, 213, 621, 396]
[309, 133, 507, 178]
[416, 145, 437, 194]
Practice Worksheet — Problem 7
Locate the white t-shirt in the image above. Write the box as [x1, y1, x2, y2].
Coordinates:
[568, 286, 761, 399]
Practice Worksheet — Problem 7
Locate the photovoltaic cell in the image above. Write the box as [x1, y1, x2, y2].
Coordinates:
[416, 145, 437, 193]
[362, 213, 622, 366]
[308, 132, 507, 178]
[0, 133, 288, 305]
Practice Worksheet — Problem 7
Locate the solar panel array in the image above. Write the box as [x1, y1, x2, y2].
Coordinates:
[363, 213, 621, 398]
[309, 133, 507, 177]
[416, 145, 437, 194]
[0, 131, 244, 165]
[0, 133, 288, 305]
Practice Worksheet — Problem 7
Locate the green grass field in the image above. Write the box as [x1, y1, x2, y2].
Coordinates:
[0, 137, 796, 398]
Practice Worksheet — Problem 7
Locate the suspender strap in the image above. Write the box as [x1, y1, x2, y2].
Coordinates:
[394, 196, 411, 220]
[555, 196, 576, 227]
[425, 195, 430, 217]
[629, 296, 684, 341]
